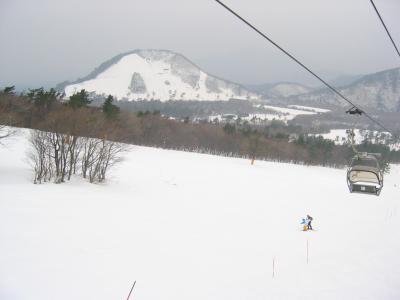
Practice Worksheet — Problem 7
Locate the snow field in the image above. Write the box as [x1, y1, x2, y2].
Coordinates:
[244, 105, 320, 124]
[208, 104, 330, 124]
[0, 129, 400, 300]
[310, 129, 393, 146]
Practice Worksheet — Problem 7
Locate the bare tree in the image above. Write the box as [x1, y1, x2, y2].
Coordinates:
[81, 137, 102, 179]
[0, 103, 17, 145]
[28, 131, 53, 184]
[0, 125, 16, 145]
[88, 138, 127, 183]
[68, 135, 83, 180]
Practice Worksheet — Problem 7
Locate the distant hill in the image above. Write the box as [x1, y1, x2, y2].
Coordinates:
[325, 74, 364, 88]
[58, 49, 260, 102]
[290, 68, 400, 112]
[247, 82, 314, 98]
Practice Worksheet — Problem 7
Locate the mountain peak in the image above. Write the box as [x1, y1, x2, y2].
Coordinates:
[62, 49, 260, 102]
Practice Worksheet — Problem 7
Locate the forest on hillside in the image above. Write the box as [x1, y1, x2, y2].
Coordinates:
[1, 87, 400, 175]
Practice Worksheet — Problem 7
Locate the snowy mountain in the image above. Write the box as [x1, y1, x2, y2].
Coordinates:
[247, 82, 313, 98]
[291, 68, 400, 112]
[268, 82, 313, 98]
[61, 50, 260, 102]
[1, 129, 400, 299]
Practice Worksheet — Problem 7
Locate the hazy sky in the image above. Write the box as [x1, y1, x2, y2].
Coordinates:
[1, 0, 399, 89]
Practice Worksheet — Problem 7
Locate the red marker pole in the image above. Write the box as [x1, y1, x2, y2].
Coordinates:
[307, 240, 309, 264]
[272, 257, 275, 278]
[126, 281, 136, 300]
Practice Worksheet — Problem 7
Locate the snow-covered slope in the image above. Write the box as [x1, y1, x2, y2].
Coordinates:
[62, 50, 260, 102]
[247, 82, 313, 98]
[288, 105, 331, 113]
[207, 104, 329, 124]
[310, 129, 394, 148]
[1, 130, 400, 300]
[292, 68, 400, 112]
[269, 82, 313, 98]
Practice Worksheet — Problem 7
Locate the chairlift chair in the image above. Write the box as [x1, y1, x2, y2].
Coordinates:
[346, 153, 383, 196]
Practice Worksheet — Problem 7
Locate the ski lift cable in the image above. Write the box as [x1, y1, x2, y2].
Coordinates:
[213, 0, 394, 135]
[369, 0, 400, 59]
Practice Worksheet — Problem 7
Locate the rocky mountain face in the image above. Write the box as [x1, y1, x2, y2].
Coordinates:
[291, 68, 400, 112]
[60, 50, 260, 102]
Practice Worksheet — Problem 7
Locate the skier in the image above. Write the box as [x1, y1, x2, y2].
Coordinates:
[306, 215, 313, 230]
[300, 218, 308, 231]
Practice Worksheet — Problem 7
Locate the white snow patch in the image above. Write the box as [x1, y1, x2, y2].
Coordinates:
[242, 113, 295, 124]
[288, 105, 331, 113]
[263, 105, 317, 116]
[311, 129, 393, 146]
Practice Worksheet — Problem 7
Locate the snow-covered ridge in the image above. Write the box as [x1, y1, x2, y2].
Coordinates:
[63, 49, 260, 102]
[246, 82, 314, 98]
[268, 82, 313, 98]
[291, 67, 400, 112]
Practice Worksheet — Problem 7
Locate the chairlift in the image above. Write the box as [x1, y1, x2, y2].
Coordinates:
[346, 152, 383, 196]
[346, 106, 363, 116]
[345, 107, 384, 196]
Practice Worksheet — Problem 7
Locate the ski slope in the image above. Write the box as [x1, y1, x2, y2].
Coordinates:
[1, 129, 400, 300]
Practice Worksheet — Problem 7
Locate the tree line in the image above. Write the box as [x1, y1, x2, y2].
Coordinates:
[1, 86, 399, 181]
[1, 86, 125, 184]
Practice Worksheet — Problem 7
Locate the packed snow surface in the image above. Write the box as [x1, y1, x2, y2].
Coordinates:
[1, 129, 400, 300]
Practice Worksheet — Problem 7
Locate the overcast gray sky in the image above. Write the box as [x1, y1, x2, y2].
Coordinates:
[0, 0, 399, 89]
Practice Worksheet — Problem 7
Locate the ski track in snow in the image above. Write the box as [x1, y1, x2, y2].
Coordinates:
[0, 129, 400, 300]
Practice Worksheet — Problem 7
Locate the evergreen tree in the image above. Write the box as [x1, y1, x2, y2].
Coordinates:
[27, 87, 61, 113]
[2, 86, 15, 95]
[67, 89, 91, 109]
[102, 95, 120, 118]
[223, 123, 236, 135]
